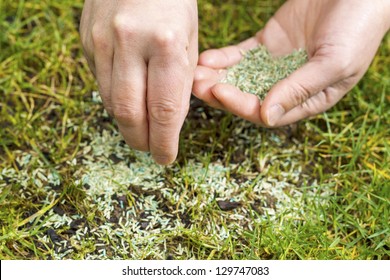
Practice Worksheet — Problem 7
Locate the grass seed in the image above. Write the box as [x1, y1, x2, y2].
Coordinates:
[222, 45, 308, 100]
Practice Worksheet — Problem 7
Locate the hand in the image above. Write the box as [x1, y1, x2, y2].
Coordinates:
[193, 0, 390, 127]
[80, 0, 198, 165]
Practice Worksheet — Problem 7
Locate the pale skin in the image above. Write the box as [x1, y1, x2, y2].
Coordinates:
[80, 0, 198, 165]
[80, 0, 390, 165]
[193, 0, 390, 126]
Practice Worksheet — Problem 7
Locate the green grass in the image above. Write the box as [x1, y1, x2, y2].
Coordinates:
[0, 0, 389, 260]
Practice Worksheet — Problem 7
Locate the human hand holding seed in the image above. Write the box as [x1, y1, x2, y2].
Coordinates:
[193, 0, 390, 127]
[80, 0, 198, 165]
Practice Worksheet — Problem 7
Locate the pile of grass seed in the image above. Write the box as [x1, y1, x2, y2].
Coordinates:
[223, 45, 308, 100]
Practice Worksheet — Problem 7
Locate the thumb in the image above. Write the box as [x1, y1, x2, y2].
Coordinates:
[261, 56, 348, 127]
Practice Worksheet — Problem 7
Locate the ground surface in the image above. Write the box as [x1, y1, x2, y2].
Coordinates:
[0, 0, 389, 259]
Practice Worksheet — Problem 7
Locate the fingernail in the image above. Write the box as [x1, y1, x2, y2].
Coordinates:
[267, 104, 285, 126]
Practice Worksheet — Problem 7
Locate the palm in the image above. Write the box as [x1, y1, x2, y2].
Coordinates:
[193, 0, 387, 126]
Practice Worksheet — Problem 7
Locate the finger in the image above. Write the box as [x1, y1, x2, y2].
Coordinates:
[147, 53, 189, 165]
[181, 34, 199, 119]
[272, 87, 345, 126]
[211, 83, 263, 124]
[192, 65, 225, 109]
[261, 56, 347, 127]
[198, 37, 259, 69]
[94, 42, 114, 114]
[111, 50, 149, 151]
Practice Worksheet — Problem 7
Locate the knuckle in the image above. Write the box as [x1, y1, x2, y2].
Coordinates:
[320, 48, 355, 78]
[300, 97, 323, 117]
[317, 44, 356, 78]
[335, 58, 355, 78]
[152, 27, 185, 51]
[112, 104, 144, 126]
[80, 30, 88, 49]
[112, 16, 137, 41]
[148, 101, 180, 124]
[91, 24, 108, 49]
[80, 31, 94, 58]
[288, 81, 312, 106]
[300, 88, 338, 117]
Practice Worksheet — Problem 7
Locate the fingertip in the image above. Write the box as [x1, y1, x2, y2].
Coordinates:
[237, 36, 261, 51]
[192, 66, 226, 109]
[212, 84, 263, 124]
[264, 104, 285, 127]
[153, 153, 176, 166]
[192, 79, 224, 109]
[192, 78, 211, 98]
[194, 65, 216, 81]
[259, 83, 290, 127]
[199, 46, 244, 68]
[198, 49, 220, 67]
[199, 37, 260, 68]
[211, 83, 243, 110]
[119, 127, 150, 152]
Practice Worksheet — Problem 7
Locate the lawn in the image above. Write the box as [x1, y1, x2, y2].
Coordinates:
[0, 0, 389, 260]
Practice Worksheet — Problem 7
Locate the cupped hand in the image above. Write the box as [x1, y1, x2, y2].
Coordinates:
[193, 0, 390, 127]
[80, 0, 198, 165]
